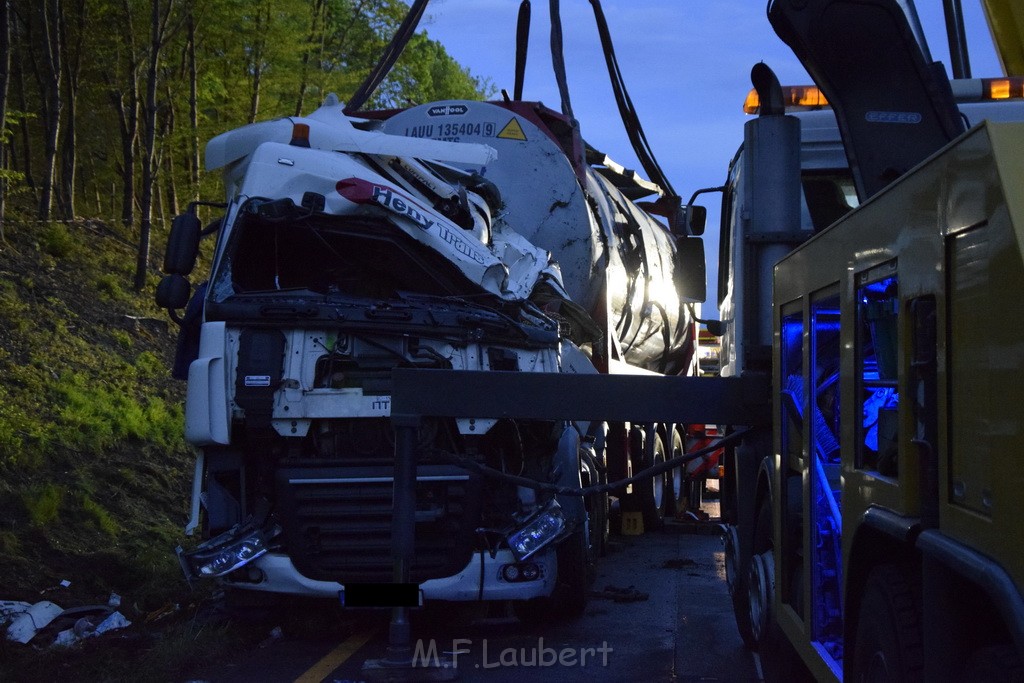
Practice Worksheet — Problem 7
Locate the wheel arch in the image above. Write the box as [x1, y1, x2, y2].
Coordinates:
[843, 518, 920, 663]
[916, 530, 1024, 677]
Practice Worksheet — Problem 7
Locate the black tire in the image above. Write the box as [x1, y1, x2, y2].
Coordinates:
[588, 485, 610, 558]
[514, 529, 593, 625]
[637, 430, 667, 530]
[851, 563, 924, 682]
[582, 447, 609, 558]
[748, 496, 773, 647]
[725, 523, 758, 650]
[749, 492, 811, 683]
[727, 494, 773, 650]
[664, 428, 685, 518]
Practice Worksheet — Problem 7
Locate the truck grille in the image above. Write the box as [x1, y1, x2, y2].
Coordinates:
[275, 464, 482, 584]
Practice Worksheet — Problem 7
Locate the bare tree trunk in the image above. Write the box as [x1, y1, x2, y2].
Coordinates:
[57, 0, 85, 221]
[134, 0, 180, 291]
[14, 59, 34, 194]
[0, 0, 10, 240]
[92, 159, 101, 216]
[186, 9, 198, 198]
[161, 83, 176, 214]
[154, 178, 163, 227]
[106, 0, 143, 233]
[246, 1, 268, 124]
[294, 0, 327, 117]
[314, 0, 369, 99]
[36, 0, 62, 222]
[111, 89, 138, 230]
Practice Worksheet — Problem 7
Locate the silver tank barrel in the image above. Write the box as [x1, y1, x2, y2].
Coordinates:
[381, 100, 695, 373]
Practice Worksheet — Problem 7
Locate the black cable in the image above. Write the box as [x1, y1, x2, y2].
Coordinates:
[514, 0, 531, 101]
[588, 0, 675, 197]
[425, 427, 751, 497]
[549, 0, 574, 120]
[344, 0, 431, 114]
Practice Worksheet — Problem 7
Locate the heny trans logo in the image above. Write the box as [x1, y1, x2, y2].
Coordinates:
[413, 637, 613, 669]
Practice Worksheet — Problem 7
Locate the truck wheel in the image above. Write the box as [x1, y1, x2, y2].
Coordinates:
[747, 496, 773, 647]
[588, 484, 610, 559]
[725, 523, 758, 650]
[851, 563, 924, 682]
[664, 428, 685, 518]
[637, 431, 667, 529]
[582, 447, 609, 557]
[514, 529, 592, 625]
[750, 494, 811, 682]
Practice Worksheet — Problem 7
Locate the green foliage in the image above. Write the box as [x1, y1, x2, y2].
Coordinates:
[34, 0, 493, 224]
[111, 329, 134, 349]
[0, 280, 28, 333]
[0, 530, 20, 554]
[81, 495, 119, 537]
[51, 369, 184, 452]
[95, 273, 127, 302]
[135, 350, 166, 379]
[38, 224, 79, 259]
[22, 484, 63, 527]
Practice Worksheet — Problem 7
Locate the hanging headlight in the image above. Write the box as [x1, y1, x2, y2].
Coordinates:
[178, 524, 271, 580]
[505, 499, 567, 561]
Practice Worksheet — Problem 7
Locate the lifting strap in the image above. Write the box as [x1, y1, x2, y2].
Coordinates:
[549, 0, 575, 121]
[344, 0, 430, 114]
[588, 0, 676, 197]
[514, 0, 531, 101]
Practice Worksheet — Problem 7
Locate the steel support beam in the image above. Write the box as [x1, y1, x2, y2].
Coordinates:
[390, 369, 769, 426]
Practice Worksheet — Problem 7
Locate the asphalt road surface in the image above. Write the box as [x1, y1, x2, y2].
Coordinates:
[187, 522, 760, 683]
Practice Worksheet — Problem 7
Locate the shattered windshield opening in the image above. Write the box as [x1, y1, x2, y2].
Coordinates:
[209, 201, 486, 303]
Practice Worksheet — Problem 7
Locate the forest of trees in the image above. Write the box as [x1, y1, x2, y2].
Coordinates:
[2, 0, 491, 287]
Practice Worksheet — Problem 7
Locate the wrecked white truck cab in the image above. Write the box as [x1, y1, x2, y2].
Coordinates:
[158, 95, 700, 615]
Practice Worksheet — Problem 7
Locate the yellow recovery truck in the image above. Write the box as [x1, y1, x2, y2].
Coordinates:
[717, 0, 1024, 679]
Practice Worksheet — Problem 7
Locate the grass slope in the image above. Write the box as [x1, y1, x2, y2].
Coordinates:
[0, 216, 211, 675]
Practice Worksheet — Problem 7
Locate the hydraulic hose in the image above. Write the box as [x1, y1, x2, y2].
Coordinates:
[426, 427, 750, 497]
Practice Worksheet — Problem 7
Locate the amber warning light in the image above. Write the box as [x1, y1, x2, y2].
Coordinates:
[743, 85, 829, 114]
[981, 77, 1024, 100]
[290, 123, 311, 147]
[744, 77, 1024, 114]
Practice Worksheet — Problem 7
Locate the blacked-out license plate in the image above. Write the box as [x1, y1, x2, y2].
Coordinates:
[340, 583, 422, 608]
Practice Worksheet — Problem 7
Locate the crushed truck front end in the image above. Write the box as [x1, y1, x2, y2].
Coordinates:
[167, 99, 599, 608]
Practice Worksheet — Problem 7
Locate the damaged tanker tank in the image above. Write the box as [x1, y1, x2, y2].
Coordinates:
[156, 94, 704, 615]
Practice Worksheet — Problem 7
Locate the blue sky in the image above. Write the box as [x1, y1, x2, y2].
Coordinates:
[416, 1, 1003, 311]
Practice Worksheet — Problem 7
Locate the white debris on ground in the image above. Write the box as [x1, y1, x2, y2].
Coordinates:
[52, 610, 132, 647]
[3, 601, 64, 644]
[2, 596, 133, 646]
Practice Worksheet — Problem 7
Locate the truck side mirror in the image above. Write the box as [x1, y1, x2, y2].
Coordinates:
[666, 202, 707, 237]
[683, 205, 707, 236]
[156, 274, 190, 314]
[674, 236, 706, 303]
[164, 213, 201, 275]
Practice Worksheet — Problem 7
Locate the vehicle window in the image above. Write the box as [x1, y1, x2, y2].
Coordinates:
[801, 172, 858, 232]
[856, 266, 899, 476]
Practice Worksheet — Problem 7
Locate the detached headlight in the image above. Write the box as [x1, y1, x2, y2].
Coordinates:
[180, 526, 270, 579]
[506, 499, 566, 561]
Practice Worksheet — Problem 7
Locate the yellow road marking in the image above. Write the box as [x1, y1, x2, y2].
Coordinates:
[294, 627, 379, 683]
